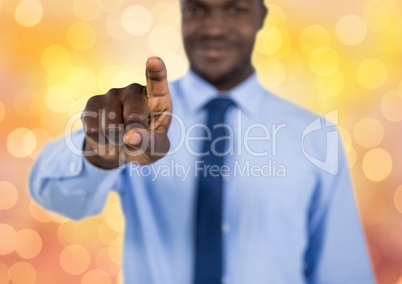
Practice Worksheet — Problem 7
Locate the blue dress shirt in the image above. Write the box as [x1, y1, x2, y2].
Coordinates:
[29, 71, 374, 284]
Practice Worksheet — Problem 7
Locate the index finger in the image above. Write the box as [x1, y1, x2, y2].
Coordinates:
[145, 57, 169, 98]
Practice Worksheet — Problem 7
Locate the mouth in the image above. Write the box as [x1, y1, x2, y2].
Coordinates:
[196, 44, 232, 60]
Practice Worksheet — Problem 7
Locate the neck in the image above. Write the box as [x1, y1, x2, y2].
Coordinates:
[193, 66, 255, 91]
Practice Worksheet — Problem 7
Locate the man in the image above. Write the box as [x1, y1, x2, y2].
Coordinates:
[30, 0, 374, 283]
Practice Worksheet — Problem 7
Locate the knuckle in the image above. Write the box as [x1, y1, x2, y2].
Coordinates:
[125, 113, 149, 127]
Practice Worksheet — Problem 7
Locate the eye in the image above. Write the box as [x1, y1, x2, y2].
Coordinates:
[183, 5, 205, 17]
[228, 5, 249, 15]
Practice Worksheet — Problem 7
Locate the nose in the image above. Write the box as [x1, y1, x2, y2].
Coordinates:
[201, 10, 228, 37]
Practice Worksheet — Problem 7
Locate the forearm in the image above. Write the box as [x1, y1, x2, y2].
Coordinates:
[29, 130, 122, 220]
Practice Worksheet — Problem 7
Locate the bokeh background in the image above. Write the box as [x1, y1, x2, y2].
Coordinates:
[0, 0, 401, 283]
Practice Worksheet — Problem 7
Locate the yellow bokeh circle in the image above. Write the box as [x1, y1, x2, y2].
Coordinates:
[362, 148, 392, 182]
[15, 229, 42, 259]
[81, 269, 112, 284]
[309, 46, 340, 77]
[14, 0, 43, 28]
[58, 221, 89, 247]
[363, 0, 391, 32]
[60, 244, 91, 275]
[29, 128, 54, 159]
[299, 25, 330, 54]
[73, 0, 102, 22]
[67, 67, 97, 97]
[357, 58, 387, 89]
[8, 262, 36, 284]
[336, 15, 367, 46]
[353, 117, 384, 148]
[7, 128, 37, 158]
[256, 25, 283, 56]
[393, 185, 402, 214]
[41, 45, 71, 73]
[45, 84, 75, 113]
[315, 70, 344, 97]
[256, 58, 286, 89]
[67, 22, 97, 51]
[0, 181, 18, 210]
[264, 4, 286, 27]
[121, 5, 153, 36]
[162, 54, 189, 81]
[0, 224, 16, 255]
[106, 12, 130, 40]
[101, 0, 124, 13]
[148, 25, 181, 55]
[381, 90, 402, 122]
[29, 200, 53, 223]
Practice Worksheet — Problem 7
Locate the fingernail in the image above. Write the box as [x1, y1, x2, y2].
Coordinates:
[124, 130, 142, 145]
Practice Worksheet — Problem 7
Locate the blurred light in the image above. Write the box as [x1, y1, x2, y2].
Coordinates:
[309, 46, 339, 76]
[112, 71, 140, 88]
[14, 0, 43, 28]
[166, 2, 181, 28]
[0, 101, 5, 123]
[81, 269, 111, 284]
[29, 200, 52, 223]
[96, 248, 119, 276]
[100, 0, 124, 13]
[362, 148, 392, 182]
[105, 12, 131, 40]
[7, 128, 37, 158]
[281, 52, 301, 81]
[0, 224, 16, 255]
[380, 230, 402, 260]
[359, 194, 386, 226]
[105, 202, 124, 233]
[381, 90, 402, 122]
[15, 229, 42, 259]
[45, 84, 75, 113]
[367, 244, 381, 268]
[58, 222, 89, 247]
[256, 25, 282, 56]
[0, 181, 18, 210]
[8, 262, 36, 284]
[162, 54, 189, 81]
[108, 237, 123, 265]
[73, 0, 102, 22]
[363, 0, 391, 32]
[121, 5, 153, 36]
[29, 128, 54, 159]
[315, 70, 344, 97]
[353, 117, 384, 148]
[346, 146, 356, 169]
[148, 25, 181, 55]
[338, 126, 352, 152]
[256, 58, 286, 89]
[151, 2, 177, 26]
[98, 65, 124, 93]
[393, 185, 402, 214]
[299, 25, 330, 54]
[41, 45, 71, 73]
[67, 67, 97, 97]
[0, 262, 9, 284]
[98, 220, 119, 246]
[67, 22, 96, 51]
[264, 4, 285, 27]
[357, 58, 387, 89]
[336, 15, 367, 46]
[117, 272, 123, 284]
[60, 245, 91, 275]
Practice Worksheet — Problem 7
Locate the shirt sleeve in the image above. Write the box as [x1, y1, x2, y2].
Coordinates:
[304, 136, 375, 283]
[29, 129, 123, 220]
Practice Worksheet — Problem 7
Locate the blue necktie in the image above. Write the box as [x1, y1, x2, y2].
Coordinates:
[194, 97, 235, 284]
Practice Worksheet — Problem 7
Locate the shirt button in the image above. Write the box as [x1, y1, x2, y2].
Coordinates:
[222, 223, 231, 233]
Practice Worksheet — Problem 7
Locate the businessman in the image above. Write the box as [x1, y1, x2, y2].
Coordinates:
[30, 0, 375, 283]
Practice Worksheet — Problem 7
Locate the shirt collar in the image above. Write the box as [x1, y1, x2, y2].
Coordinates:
[179, 70, 266, 117]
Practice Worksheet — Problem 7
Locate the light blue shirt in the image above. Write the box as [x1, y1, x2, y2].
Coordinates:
[30, 71, 374, 284]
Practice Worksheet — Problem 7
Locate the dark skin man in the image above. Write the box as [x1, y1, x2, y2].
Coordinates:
[81, 0, 268, 169]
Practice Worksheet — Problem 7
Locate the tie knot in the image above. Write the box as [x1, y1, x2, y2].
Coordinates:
[204, 97, 235, 114]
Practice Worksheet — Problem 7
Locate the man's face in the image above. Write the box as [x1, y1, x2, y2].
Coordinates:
[181, 0, 267, 89]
